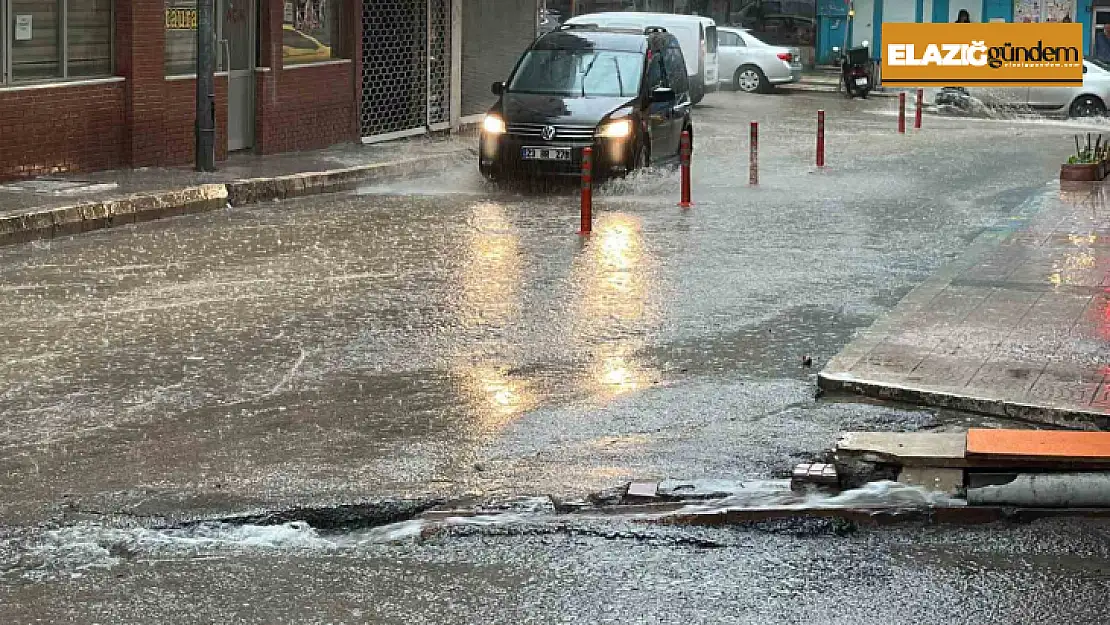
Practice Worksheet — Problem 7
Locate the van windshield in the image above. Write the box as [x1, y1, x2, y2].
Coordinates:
[508, 49, 644, 97]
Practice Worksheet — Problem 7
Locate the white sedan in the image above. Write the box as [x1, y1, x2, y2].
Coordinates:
[716, 27, 803, 93]
[938, 59, 1110, 118]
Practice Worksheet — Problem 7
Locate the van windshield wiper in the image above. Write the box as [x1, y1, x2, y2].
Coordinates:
[580, 53, 599, 96]
[612, 57, 624, 96]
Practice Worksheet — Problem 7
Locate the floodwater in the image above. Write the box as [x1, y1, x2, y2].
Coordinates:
[1, 90, 1105, 622]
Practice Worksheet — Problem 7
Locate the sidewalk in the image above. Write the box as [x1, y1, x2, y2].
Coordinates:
[820, 180, 1110, 429]
[0, 133, 475, 245]
[778, 70, 910, 99]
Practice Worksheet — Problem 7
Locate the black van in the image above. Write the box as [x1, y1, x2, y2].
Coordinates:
[479, 25, 694, 181]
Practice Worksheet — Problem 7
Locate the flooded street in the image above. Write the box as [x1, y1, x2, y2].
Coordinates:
[3, 90, 1110, 621]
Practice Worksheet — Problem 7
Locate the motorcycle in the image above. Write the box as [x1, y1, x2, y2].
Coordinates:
[833, 41, 873, 99]
[934, 86, 971, 107]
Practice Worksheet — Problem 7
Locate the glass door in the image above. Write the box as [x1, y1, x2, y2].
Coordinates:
[221, 0, 255, 151]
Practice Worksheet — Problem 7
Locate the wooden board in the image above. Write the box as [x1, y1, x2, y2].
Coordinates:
[966, 429, 1110, 463]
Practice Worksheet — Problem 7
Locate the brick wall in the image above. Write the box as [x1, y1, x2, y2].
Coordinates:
[0, 0, 359, 181]
[256, 64, 355, 154]
[254, 0, 358, 154]
[162, 78, 230, 166]
[0, 82, 127, 180]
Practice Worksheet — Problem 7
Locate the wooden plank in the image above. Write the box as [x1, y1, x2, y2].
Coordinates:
[967, 428, 1110, 462]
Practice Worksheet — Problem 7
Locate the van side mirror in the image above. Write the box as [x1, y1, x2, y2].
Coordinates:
[491, 81, 505, 95]
[652, 86, 676, 103]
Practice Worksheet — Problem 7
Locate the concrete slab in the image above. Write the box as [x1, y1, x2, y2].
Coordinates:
[626, 481, 659, 499]
[835, 432, 968, 467]
[820, 180, 1110, 429]
[897, 467, 965, 495]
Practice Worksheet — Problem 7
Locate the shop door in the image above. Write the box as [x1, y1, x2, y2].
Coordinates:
[1094, 9, 1110, 62]
[850, 0, 875, 49]
[221, 0, 256, 151]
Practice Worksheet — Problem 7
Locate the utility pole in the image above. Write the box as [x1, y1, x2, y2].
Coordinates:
[195, 0, 216, 172]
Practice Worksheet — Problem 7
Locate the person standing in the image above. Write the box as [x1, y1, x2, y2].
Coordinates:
[1097, 24, 1110, 62]
[955, 9, 971, 23]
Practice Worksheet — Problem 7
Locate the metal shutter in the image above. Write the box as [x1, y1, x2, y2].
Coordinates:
[462, 0, 537, 117]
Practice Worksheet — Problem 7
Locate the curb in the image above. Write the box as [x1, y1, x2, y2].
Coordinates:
[779, 82, 902, 98]
[224, 150, 471, 206]
[0, 149, 472, 247]
[818, 372, 1110, 431]
[0, 184, 228, 247]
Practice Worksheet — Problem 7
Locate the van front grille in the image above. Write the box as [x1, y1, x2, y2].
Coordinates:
[507, 123, 596, 142]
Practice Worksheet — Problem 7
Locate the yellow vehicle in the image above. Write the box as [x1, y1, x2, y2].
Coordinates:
[282, 23, 332, 64]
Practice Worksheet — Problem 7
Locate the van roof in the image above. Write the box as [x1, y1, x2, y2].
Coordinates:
[534, 28, 656, 53]
[567, 12, 717, 26]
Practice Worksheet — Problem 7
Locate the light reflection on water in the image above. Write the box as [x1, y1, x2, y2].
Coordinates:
[448, 201, 535, 435]
[569, 214, 660, 399]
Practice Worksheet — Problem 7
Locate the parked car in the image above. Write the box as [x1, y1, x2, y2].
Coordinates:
[563, 12, 719, 104]
[936, 59, 1110, 118]
[282, 23, 332, 64]
[716, 26, 801, 93]
[479, 25, 694, 182]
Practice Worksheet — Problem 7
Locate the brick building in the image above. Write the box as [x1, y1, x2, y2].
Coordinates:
[0, 0, 538, 181]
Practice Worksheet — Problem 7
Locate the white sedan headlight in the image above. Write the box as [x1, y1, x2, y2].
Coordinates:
[597, 119, 633, 139]
[482, 114, 507, 135]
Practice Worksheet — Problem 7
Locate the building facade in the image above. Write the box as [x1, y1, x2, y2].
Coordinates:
[0, 0, 537, 181]
[817, 0, 1098, 65]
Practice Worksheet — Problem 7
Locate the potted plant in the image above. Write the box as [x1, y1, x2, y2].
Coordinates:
[1061, 134, 1110, 182]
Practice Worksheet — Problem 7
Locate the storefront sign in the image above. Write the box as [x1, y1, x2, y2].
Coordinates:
[165, 7, 198, 30]
[882, 23, 1083, 87]
[14, 15, 32, 40]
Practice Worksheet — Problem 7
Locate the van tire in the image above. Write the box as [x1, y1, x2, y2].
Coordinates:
[691, 81, 705, 105]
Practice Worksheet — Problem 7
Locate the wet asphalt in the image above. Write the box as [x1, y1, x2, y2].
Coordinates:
[3, 89, 1110, 621]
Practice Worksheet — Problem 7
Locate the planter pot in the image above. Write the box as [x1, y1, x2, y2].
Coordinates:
[1061, 162, 1101, 182]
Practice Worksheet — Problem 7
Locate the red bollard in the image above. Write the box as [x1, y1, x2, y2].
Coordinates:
[898, 92, 906, 134]
[749, 121, 758, 186]
[816, 110, 825, 168]
[678, 130, 692, 208]
[914, 88, 923, 130]
[580, 147, 593, 234]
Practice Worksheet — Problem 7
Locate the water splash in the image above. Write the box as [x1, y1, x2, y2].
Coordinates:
[674, 480, 965, 516]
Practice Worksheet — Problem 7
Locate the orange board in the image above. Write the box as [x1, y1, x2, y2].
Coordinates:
[966, 429, 1110, 460]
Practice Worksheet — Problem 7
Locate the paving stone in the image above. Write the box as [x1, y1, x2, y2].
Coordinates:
[820, 180, 1110, 428]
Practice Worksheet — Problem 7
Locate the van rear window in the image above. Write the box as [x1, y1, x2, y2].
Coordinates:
[704, 26, 718, 53]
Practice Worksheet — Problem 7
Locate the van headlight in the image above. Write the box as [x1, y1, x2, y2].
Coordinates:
[597, 119, 632, 139]
[482, 114, 507, 135]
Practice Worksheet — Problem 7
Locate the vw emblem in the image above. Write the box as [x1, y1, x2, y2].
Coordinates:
[541, 125, 557, 141]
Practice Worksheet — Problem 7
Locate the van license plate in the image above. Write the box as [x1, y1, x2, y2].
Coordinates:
[854, 77, 868, 86]
[522, 147, 571, 161]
